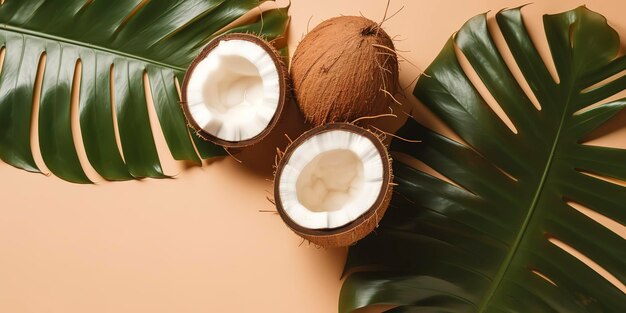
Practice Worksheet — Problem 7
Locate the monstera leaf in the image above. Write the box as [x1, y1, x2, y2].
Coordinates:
[341, 6, 626, 313]
[0, 0, 289, 183]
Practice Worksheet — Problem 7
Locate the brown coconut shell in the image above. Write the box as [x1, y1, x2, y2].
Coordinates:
[181, 33, 289, 148]
[290, 16, 400, 126]
[273, 123, 394, 248]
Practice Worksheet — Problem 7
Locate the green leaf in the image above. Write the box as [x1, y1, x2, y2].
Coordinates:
[0, 0, 288, 182]
[342, 6, 626, 312]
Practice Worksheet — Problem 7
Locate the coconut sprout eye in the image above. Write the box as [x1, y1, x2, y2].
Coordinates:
[274, 123, 393, 247]
[182, 33, 287, 148]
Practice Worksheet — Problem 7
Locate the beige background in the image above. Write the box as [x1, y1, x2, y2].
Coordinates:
[1, 1, 625, 312]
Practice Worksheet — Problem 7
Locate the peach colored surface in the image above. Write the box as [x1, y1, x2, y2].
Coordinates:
[1, 1, 625, 313]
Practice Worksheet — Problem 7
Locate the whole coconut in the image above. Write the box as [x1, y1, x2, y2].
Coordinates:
[291, 16, 400, 126]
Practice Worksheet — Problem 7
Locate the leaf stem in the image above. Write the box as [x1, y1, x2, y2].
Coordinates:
[477, 83, 573, 312]
[0, 24, 187, 72]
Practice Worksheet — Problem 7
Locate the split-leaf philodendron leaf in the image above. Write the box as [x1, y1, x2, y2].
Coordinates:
[0, 0, 289, 183]
[342, 6, 626, 313]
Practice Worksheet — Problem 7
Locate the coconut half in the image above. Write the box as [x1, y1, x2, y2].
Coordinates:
[182, 33, 287, 148]
[274, 123, 393, 247]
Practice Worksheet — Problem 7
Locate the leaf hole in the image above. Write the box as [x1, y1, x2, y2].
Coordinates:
[564, 198, 626, 240]
[496, 164, 519, 182]
[0, 47, 5, 76]
[174, 75, 205, 162]
[407, 95, 468, 146]
[529, 268, 558, 287]
[109, 63, 126, 163]
[580, 68, 626, 94]
[113, 0, 151, 37]
[30, 52, 50, 175]
[454, 39, 519, 134]
[218, 2, 268, 35]
[189, 1, 277, 51]
[353, 305, 398, 313]
[156, 11, 212, 48]
[174, 76, 182, 99]
[486, 11, 542, 111]
[70, 59, 103, 183]
[575, 168, 626, 188]
[573, 96, 626, 118]
[517, 5, 561, 84]
[578, 104, 626, 150]
[393, 151, 473, 195]
[548, 237, 626, 294]
[143, 70, 180, 176]
[78, 0, 94, 14]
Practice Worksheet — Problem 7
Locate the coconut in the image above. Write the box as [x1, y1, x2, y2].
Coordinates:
[181, 33, 288, 148]
[274, 123, 393, 247]
[290, 16, 400, 126]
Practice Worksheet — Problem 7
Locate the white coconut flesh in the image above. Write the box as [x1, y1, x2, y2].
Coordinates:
[278, 130, 385, 229]
[185, 39, 281, 142]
